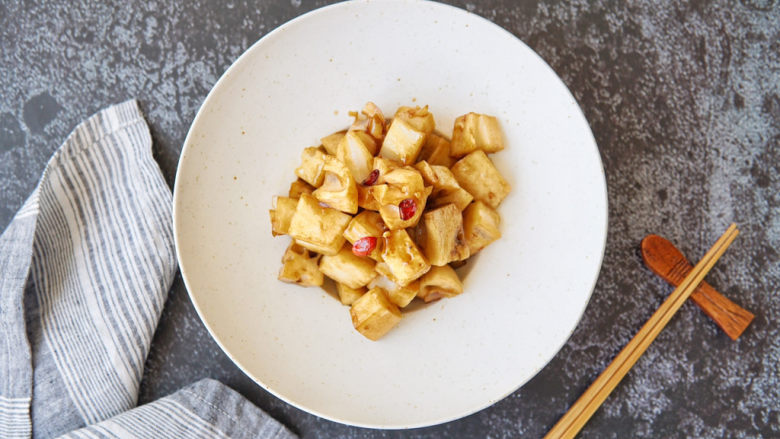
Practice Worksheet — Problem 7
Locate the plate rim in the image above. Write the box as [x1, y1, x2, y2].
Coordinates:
[172, 0, 609, 429]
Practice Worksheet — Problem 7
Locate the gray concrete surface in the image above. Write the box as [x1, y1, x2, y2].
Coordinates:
[1, 0, 778, 437]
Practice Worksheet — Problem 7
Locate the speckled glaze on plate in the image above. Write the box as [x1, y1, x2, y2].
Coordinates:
[173, 0, 607, 429]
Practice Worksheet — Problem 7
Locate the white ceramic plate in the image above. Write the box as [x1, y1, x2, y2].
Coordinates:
[174, 0, 607, 429]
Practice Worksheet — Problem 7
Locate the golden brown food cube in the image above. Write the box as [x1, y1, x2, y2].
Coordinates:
[372, 157, 401, 184]
[451, 150, 511, 209]
[337, 130, 375, 183]
[320, 131, 346, 156]
[420, 203, 470, 266]
[318, 244, 377, 289]
[343, 211, 387, 260]
[414, 161, 473, 211]
[371, 167, 431, 230]
[379, 106, 435, 164]
[278, 242, 323, 287]
[395, 105, 436, 133]
[356, 184, 381, 211]
[294, 147, 328, 187]
[354, 130, 380, 156]
[350, 102, 386, 146]
[269, 196, 298, 236]
[355, 157, 401, 212]
[380, 118, 425, 164]
[379, 229, 431, 286]
[369, 275, 419, 308]
[337, 283, 366, 306]
[450, 112, 504, 157]
[287, 194, 351, 255]
[350, 287, 402, 341]
[417, 132, 455, 168]
[312, 156, 358, 214]
[418, 265, 463, 302]
[288, 179, 315, 199]
[375, 187, 432, 230]
[462, 201, 502, 254]
[343, 211, 386, 242]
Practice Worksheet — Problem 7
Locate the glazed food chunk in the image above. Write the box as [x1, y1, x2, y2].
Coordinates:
[415, 161, 473, 211]
[337, 283, 366, 306]
[278, 243, 323, 287]
[287, 194, 351, 255]
[368, 275, 419, 308]
[417, 133, 455, 168]
[451, 150, 510, 209]
[269, 196, 298, 236]
[371, 167, 431, 230]
[420, 203, 469, 266]
[378, 229, 431, 287]
[350, 287, 402, 341]
[288, 179, 315, 199]
[418, 265, 463, 303]
[318, 244, 377, 289]
[379, 106, 435, 164]
[462, 201, 502, 254]
[312, 156, 358, 214]
[450, 112, 504, 157]
[295, 147, 328, 187]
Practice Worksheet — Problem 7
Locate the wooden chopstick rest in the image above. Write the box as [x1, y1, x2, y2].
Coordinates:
[641, 234, 754, 340]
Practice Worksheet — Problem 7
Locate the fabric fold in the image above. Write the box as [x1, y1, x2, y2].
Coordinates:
[58, 379, 295, 439]
[0, 100, 295, 439]
[0, 193, 38, 438]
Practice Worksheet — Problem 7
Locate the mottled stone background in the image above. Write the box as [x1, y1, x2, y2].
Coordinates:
[1, 0, 778, 437]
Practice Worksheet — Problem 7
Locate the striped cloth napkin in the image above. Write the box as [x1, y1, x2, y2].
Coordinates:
[0, 100, 296, 439]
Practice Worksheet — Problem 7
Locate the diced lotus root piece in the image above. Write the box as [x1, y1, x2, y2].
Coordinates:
[371, 156, 402, 184]
[450, 112, 504, 157]
[337, 130, 375, 183]
[451, 150, 510, 209]
[462, 201, 501, 254]
[369, 275, 419, 308]
[312, 156, 358, 214]
[371, 167, 432, 230]
[319, 244, 377, 289]
[350, 287, 402, 341]
[320, 131, 346, 156]
[414, 161, 473, 211]
[287, 194, 351, 255]
[343, 211, 387, 261]
[378, 229, 431, 286]
[269, 196, 298, 236]
[337, 283, 366, 306]
[379, 106, 435, 164]
[356, 184, 381, 211]
[418, 265, 463, 303]
[288, 179, 315, 199]
[278, 242, 323, 287]
[350, 102, 386, 144]
[294, 147, 328, 187]
[417, 132, 455, 167]
[420, 203, 470, 266]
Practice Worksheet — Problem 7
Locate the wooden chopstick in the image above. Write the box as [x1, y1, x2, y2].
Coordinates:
[544, 224, 739, 439]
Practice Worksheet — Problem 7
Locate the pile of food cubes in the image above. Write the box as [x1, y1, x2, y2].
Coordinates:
[269, 102, 510, 340]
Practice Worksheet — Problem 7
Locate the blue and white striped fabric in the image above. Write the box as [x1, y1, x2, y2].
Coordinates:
[0, 101, 295, 439]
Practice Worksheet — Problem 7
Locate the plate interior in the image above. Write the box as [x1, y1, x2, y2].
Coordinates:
[174, 0, 607, 428]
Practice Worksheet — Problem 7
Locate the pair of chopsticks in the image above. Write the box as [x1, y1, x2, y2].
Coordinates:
[544, 223, 739, 439]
